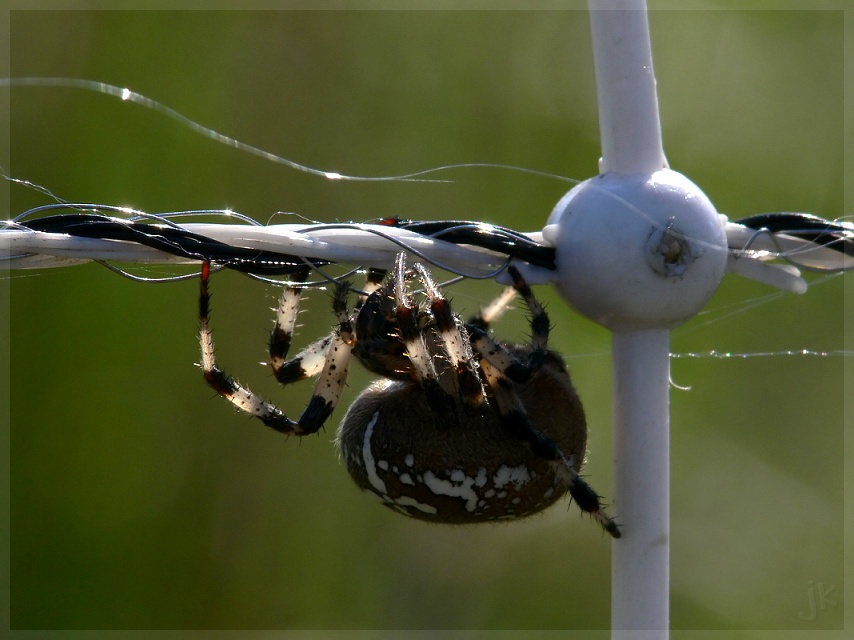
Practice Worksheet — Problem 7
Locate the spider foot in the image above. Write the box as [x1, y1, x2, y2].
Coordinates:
[566, 471, 621, 539]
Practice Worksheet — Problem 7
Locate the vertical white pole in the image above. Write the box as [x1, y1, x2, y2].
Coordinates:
[553, 0, 724, 613]
[611, 330, 670, 637]
[587, 2, 670, 637]
[588, 1, 666, 175]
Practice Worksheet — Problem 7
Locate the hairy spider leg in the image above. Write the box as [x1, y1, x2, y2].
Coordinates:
[270, 268, 385, 385]
[198, 260, 354, 436]
[268, 269, 312, 382]
[269, 282, 333, 386]
[507, 267, 619, 536]
[268, 270, 309, 362]
[412, 262, 485, 408]
[466, 266, 548, 384]
[359, 268, 387, 305]
[467, 267, 620, 538]
[505, 265, 549, 352]
[478, 357, 620, 538]
[272, 334, 334, 385]
[504, 265, 550, 374]
[392, 254, 440, 387]
[466, 284, 518, 332]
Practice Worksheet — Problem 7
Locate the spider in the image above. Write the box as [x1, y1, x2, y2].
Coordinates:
[198, 253, 620, 538]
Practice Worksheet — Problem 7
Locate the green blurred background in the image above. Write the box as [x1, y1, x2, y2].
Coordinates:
[4, 5, 848, 635]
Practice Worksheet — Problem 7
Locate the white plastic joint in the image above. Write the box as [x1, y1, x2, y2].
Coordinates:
[543, 169, 728, 331]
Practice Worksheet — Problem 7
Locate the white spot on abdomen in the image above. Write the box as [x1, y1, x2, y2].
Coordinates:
[393, 496, 438, 515]
[475, 467, 487, 487]
[493, 464, 531, 489]
[362, 412, 387, 495]
[423, 470, 479, 512]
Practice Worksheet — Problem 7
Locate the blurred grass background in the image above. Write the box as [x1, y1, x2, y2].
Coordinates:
[4, 4, 847, 635]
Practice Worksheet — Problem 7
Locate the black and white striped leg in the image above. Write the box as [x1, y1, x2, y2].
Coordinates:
[268, 270, 340, 386]
[358, 268, 387, 307]
[269, 268, 382, 386]
[565, 470, 621, 539]
[198, 261, 353, 436]
[297, 283, 355, 433]
[466, 266, 549, 384]
[413, 262, 485, 408]
[272, 334, 334, 385]
[506, 265, 550, 352]
[506, 265, 550, 376]
[268, 269, 309, 374]
[392, 254, 440, 387]
[479, 357, 620, 538]
[282, 267, 387, 388]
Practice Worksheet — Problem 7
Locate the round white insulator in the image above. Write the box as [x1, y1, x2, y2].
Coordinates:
[544, 169, 728, 331]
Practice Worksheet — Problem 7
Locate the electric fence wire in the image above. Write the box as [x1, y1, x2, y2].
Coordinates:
[1, 203, 851, 289]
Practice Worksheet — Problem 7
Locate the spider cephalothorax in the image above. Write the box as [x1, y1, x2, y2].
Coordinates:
[198, 253, 619, 537]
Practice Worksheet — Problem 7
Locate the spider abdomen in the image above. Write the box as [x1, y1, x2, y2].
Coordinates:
[335, 349, 588, 523]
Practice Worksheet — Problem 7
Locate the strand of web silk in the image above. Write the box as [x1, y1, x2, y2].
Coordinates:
[0, 77, 577, 186]
[670, 349, 852, 359]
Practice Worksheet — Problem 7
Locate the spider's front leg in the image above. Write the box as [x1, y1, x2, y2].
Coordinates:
[198, 260, 354, 436]
[269, 267, 385, 386]
[467, 265, 549, 384]
[473, 267, 621, 538]
[411, 262, 485, 409]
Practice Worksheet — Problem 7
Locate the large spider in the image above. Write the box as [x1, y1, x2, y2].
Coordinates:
[198, 253, 619, 538]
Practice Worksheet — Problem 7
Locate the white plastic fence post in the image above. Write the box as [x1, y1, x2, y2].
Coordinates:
[546, 2, 729, 637]
[590, 4, 671, 637]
